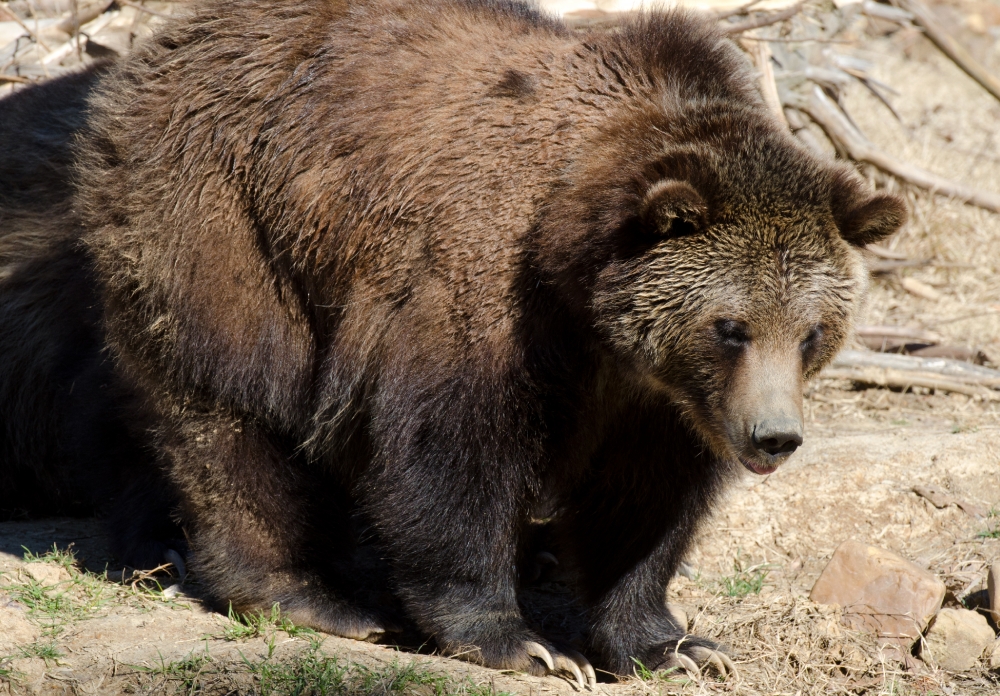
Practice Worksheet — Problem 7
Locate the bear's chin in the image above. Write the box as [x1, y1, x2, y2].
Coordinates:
[739, 456, 781, 476]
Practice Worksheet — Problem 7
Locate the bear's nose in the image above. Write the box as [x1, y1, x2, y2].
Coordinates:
[752, 420, 803, 457]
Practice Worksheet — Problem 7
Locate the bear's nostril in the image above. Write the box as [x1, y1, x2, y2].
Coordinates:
[752, 424, 803, 457]
[757, 436, 800, 456]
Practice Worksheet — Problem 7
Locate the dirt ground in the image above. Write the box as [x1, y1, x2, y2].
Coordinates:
[2, 1, 1000, 695]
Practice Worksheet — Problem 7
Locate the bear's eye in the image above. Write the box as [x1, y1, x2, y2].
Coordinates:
[801, 324, 824, 352]
[715, 319, 750, 349]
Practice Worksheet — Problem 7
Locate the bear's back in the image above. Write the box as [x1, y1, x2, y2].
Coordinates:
[79, 0, 763, 439]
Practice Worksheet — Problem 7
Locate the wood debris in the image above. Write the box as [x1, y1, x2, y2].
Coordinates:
[900, 277, 942, 302]
[824, 349, 1000, 399]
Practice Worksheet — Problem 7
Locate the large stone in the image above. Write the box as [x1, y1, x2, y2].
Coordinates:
[921, 608, 996, 672]
[810, 540, 946, 652]
[988, 561, 1000, 624]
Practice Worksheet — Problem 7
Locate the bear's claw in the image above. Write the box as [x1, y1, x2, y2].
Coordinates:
[656, 642, 736, 679]
[525, 641, 596, 689]
[163, 549, 187, 581]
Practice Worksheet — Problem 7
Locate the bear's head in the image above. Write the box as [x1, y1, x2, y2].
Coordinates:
[537, 106, 906, 475]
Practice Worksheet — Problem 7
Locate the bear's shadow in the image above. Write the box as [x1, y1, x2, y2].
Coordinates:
[346, 520, 591, 655]
[0, 515, 590, 658]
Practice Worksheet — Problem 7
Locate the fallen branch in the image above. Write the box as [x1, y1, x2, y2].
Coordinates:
[748, 38, 787, 125]
[724, 1, 804, 35]
[899, 0, 1000, 105]
[830, 349, 1000, 387]
[821, 366, 1000, 400]
[0, 4, 51, 51]
[0, 73, 31, 83]
[866, 245, 909, 261]
[800, 86, 1000, 214]
[783, 106, 828, 156]
[905, 345, 989, 364]
[54, 0, 112, 35]
[118, 0, 173, 19]
[861, 1, 914, 27]
[715, 0, 766, 21]
[868, 258, 930, 274]
[855, 325, 942, 344]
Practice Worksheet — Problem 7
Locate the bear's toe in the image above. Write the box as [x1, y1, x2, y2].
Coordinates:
[525, 641, 596, 689]
[649, 637, 736, 680]
[281, 601, 397, 642]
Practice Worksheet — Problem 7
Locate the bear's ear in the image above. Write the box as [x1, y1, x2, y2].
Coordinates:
[640, 179, 708, 238]
[832, 185, 907, 247]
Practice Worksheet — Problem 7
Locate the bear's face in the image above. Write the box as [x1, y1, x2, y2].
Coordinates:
[595, 206, 861, 475]
[575, 136, 906, 476]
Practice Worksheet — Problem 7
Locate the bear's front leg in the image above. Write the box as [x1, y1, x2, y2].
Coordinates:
[560, 402, 736, 678]
[365, 365, 595, 688]
[161, 405, 389, 640]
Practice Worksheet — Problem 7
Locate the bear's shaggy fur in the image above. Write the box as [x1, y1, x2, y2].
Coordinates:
[2, 0, 906, 679]
[0, 65, 182, 568]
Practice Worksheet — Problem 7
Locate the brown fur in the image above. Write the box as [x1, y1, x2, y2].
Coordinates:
[63, 0, 907, 676]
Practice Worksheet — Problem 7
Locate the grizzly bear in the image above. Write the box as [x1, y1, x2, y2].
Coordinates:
[3, 0, 906, 683]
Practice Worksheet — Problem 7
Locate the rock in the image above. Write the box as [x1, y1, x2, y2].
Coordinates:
[911, 485, 988, 518]
[921, 607, 996, 672]
[988, 561, 1000, 624]
[810, 540, 946, 654]
[23, 563, 71, 586]
[990, 638, 1000, 671]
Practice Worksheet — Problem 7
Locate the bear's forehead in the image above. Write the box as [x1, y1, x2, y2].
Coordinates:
[641, 225, 859, 310]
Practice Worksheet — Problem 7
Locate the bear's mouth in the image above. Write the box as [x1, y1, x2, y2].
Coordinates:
[739, 455, 780, 476]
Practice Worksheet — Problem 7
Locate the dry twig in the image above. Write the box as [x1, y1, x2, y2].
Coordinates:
[799, 87, 1000, 213]
[822, 366, 1000, 399]
[749, 38, 787, 125]
[899, 0, 1000, 105]
[855, 325, 942, 344]
[714, 0, 766, 21]
[723, 1, 804, 35]
[54, 0, 111, 35]
[831, 349, 1000, 387]
[866, 245, 909, 261]
[0, 3, 51, 51]
[118, 0, 173, 20]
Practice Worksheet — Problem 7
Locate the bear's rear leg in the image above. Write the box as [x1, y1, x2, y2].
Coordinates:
[162, 407, 389, 640]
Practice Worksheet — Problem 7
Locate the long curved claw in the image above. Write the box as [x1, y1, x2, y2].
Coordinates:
[657, 644, 736, 681]
[552, 654, 585, 689]
[163, 549, 186, 581]
[687, 645, 736, 678]
[525, 641, 555, 671]
[719, 651, 737, 675]
[658, 650, 699, 675]
[535, 551, 559, 566]
[677, 653, 699, 674]
[525, 642, 597, 690]
[564, 648, 597, 689]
